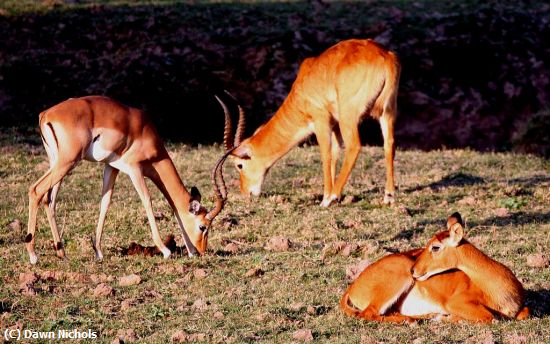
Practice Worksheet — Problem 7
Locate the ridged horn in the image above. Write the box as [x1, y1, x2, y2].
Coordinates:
[215, 95, 234, 151]
[205, 148, 235, 221]
[223, 90, 246, 147]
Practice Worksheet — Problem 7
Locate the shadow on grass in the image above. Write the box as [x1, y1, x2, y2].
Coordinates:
[405, 172, 486, 193]
[508, 175, 550, 185]
[469, 211, 550, 227]
[525, 289, 550, 318]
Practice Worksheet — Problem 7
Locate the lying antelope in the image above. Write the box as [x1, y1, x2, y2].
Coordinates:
[220, 39, 400, 206]
[25, 96, 232, 264]
[340, 212, 529, 323]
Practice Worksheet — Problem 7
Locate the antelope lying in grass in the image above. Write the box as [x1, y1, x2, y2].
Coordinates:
[219, 39, 401, 206]
[340, 212, 529, 323]
[25, 96, 232, 264]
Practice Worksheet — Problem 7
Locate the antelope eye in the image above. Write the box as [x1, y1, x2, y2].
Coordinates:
[431, 245, 441, 252]
[199, 225, 207, 232]
[237, 164, 243, 169]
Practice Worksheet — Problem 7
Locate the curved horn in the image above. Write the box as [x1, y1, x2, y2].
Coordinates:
[205, 148, 235, 221]
[234, 104, 246, 147]
[215, 95, 234, 151]
[223, 90, 246, 147]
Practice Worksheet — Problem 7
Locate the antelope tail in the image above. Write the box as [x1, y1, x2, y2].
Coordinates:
[339, 290, 361, 317]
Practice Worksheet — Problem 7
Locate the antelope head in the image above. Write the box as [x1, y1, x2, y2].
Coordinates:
[182, 99, 235, 256]
[411, 212, 464, 281]
[215, 92, 266, 197]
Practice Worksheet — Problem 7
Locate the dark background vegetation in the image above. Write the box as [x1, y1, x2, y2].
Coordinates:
[0, 0, 548, 156]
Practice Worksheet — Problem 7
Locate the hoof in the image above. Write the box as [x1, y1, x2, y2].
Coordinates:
[320, 194, 338, 207]
[161, 247, 171, 259]
[94, 252, 104, 261]
[383, 192, 395, 205]
[29, 253, 38, 265]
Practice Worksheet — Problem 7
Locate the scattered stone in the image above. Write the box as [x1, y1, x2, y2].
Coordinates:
[494, 207, 509, 217]
[119, 274, 141, 287]
[90, 274, 114, 283]
[19, 272, 38, 285]
[321, 242, 360, 259]
[503, 333, 528, 344]
[255, 312, 269, 321]
[306, 305, 316, 315]
[526, 253, 548, 268]
[292, 329, 314, 342]
[292, 178, 305, 188]
[265, 236, 291, 252]
[269, 195, 285, 204]
[116, 329, 137, 343]
[244, 268, 264, 278]
[192, 298, 208, 311]
[341, 243, 360, 257]
[7, 219, 22, 232]
[213, 311, 224, 319]
[187, 333, 206, 341]
[193, 269, 208, 279]
[223, 242, 239, 254]
[341, 195, 357, 205]
[171, 330, 188, 343]
[345, 259, 372, 281]
[93, 283, 114, 297]
[458, 196, 476, 205]
[120, 299, 135, 311]
[289, 302, 304, 311]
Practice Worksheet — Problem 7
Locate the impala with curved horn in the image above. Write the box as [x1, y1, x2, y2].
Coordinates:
[25, 95, 231, 264]
[220, 39, 401, 206]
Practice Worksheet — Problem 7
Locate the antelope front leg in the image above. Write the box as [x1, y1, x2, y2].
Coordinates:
[92, 165, 119, 261]
[128, 168, 171, 259]
[379, 113, 396, 205]
[43, 182, 65, 259]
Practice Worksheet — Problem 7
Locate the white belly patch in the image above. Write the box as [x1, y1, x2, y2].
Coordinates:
[399, 286, 446, 316]
[85, 141, 117, 163]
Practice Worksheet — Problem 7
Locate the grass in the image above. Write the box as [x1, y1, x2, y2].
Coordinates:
[0, 135, 548, 343]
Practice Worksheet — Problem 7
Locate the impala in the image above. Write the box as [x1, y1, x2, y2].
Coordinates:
[340, 212, 529, 323]
[25, 96, 232, 264]
[221, 39, 401, 206]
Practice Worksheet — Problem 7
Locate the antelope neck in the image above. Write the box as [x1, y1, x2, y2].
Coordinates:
[250, 98, 312, 167]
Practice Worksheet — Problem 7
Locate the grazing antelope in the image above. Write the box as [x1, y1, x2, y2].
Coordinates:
[220, 39, 400, 206]
[25, 96, 232, 264]
[340, 213, 529, 323]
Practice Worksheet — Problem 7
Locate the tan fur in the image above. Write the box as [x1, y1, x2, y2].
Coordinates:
[231, 39, 401, 206]
[341, 214, 529, 323]
[26, 96, 225, 264]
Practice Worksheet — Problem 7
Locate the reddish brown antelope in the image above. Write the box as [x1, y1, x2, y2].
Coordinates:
[340, 213, 529, 323]
[219, 39, 401, 206]
[26, 96, 232, 264]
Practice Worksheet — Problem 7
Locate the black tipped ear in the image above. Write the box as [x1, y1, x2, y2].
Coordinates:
[447, 212, 463, 229]
[190, 186, 201, 202]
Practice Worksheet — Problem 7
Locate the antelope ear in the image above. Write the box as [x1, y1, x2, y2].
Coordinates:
[189, 200, 201, 215]
[190, 186, 201, 202]
[447, 212, 463, 229]
[232, 144, 251, 160]
[448, 223, 464, 247]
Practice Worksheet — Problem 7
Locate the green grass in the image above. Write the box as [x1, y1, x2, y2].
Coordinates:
[0, 138, 549, 343]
